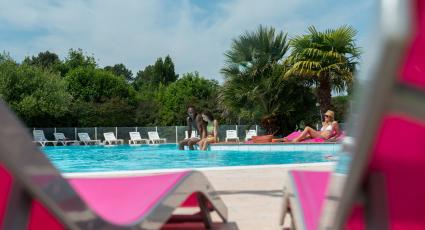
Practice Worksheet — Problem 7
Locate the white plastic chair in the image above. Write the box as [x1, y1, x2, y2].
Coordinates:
[148, 131, 167, 144]
[129, 132, 149, 145]
[185, 130, 198, 139]
[225, 130, 239, 142]
[78, 133, 101, 145]
[245, 130, 257, 141]
[103, 132, 124, 145]
[54, 132, 78, 146]
[33, 130, 57, 147]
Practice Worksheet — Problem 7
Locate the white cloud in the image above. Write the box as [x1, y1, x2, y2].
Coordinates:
[0, 0, 375, 82]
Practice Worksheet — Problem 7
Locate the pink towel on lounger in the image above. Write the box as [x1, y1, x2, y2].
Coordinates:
[284, 131, 344, 143]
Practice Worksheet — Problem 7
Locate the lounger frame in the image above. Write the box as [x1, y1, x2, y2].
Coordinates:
[54, 132, 78, 146]
[32, 130, 58, 147]
[148, 131, 167, 144]
[0, 100, 228, 229]
[128, 131, 149, 145]
[328, 1, 414, 228]
[281, 1, 422, 229]
[103, 132, 124, 145]
[225, 130, 239, 142]
[78, 132, 101, 145]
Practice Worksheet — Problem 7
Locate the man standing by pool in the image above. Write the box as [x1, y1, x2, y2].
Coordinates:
[178, 106, 205, 150]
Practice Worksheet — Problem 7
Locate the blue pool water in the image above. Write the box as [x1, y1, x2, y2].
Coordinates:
[42, 144, 334, 173]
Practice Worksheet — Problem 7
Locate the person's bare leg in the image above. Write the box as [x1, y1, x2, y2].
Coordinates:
[187, 138, 199, 150]
[179, 138, 190, 150]
[199, 139, 205, 150]
[202, 140, 209, 151]
[200, 140, 205, 151]
[202, 140, 213, 150]
[292, 127, 320, 142]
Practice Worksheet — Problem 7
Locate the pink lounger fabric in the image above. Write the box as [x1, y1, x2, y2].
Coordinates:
[369, 115, 425, 229]
[284, 131, 344, 143]
[284, 1, 425, 229]
[0, 168, 210, 230]
[400, 0, 425, 90]
[0, 165, 12, 228]
[69, 172, 189, 225]
[290, 171, 331, 230]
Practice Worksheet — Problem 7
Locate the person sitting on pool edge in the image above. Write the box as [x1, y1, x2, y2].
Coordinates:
[285, 110, 341, 142]
[178, 106, 206, 150]
[198, 110, 219, 151]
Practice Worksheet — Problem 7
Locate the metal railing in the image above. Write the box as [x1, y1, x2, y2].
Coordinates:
[30, 125, 266, 144]
[30, 123, 345, 144]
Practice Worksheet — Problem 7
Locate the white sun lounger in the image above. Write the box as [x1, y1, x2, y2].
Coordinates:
[129, 132, 149, 145]
[225, 130, 239, 142]
[32, 130, 57, 147]
[185, 130, 198, 139]
[54, 132, 78, 146]
[245, 129, 257, 141]
[78, 133, 101, 145]
[103, 132, 124, 145]
[148, 131, 167, 144]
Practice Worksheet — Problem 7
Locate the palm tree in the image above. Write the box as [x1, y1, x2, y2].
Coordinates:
[220, 25, 289, 121]
[220, 25, 317, 134]
[285, 25, 360, 114]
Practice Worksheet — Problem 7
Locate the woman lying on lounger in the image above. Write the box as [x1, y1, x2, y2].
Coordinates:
[286, 110, 341, 143]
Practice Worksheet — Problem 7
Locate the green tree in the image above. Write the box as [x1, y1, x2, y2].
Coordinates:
[70, 98, 136, 127]
[285, 25, 360, 114]
[60, 48, 97, 76]
[22, 51, 62, 71]
[162, 55, 178, 83]
[104, 63, 133, 82]
[331, 95, 351, 123]
[221, 63, 316, 134]
[65, 67, 135, 103]
[0, 51, 12, 63]
[0, 60, 71, 126]
[221, 25, 315, 134]
[133, 55, 178, 90]
[156, 72, 219, 125]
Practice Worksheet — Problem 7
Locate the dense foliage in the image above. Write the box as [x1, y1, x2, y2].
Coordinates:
[0, 24, 358, 133]
[220, 26, 318, 135]
[0, 55, 71, 126]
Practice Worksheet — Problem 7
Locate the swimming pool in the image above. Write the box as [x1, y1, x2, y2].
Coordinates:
[42, 144, 335, 173]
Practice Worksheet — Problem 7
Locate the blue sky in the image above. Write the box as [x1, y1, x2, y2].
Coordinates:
[0, 0, 379, 82]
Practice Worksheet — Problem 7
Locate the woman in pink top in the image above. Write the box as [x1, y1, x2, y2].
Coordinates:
[287, 110, 341, 143]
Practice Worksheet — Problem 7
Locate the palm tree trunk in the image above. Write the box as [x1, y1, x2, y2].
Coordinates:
[317, 76, 332, 115]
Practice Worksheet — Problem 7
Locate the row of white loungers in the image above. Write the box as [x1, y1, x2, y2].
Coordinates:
[32, 130, 167, 147]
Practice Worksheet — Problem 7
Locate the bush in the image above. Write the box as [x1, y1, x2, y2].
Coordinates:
[0, 60, 71, 126]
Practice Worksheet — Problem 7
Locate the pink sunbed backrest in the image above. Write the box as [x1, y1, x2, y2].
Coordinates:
[292, 171, 331, 230]
[0, 165, 12, 229]
[400, 0, 425, 89]
[67, 172, 188, 225]
[0, 164, 64, 230]
[366, 0, 425, 228]
[368, 115, 425, 229]
[343, 1, 425, 229]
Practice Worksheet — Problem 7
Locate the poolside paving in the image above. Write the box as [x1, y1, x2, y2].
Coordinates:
[200, 164, 334, 230]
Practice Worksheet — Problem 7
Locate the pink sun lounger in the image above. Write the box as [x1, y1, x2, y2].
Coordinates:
[281, 1, 425, 229]
[0, 101, 228, 229]
[282, 131, 345, 143]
